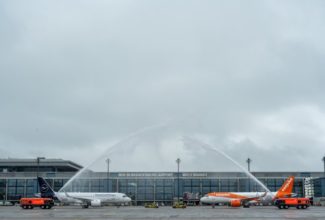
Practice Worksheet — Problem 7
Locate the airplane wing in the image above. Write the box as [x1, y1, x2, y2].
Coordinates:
[64, 192, 94, 203]
[241, 192, 267, 203]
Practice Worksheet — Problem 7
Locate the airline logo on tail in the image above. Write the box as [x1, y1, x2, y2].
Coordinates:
[40, 184, 49, 193]
[275, 176, 294, 198]
[37, 177, 56, 198]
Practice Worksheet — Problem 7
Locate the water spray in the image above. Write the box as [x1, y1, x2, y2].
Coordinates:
[59, 122, 169, 192]
[182, 136, 271, 193]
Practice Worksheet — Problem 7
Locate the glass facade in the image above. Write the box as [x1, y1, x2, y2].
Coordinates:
[313, 177, 325, 197]
[0, 174, 306, 205]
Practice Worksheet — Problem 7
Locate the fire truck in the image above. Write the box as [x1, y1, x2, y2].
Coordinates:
[274, 198, 310, 209]
[20, 198, 54, 209]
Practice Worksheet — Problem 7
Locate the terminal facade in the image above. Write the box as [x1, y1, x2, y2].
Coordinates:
[0, 159, 324, 205]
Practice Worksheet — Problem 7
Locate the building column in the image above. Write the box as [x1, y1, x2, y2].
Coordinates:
[153, 179, 156, 202]
[302, 178, 306, 197]
[23, 179, 27, 197]
[135, 180, 138, 206]
[5, 179, 8, 201]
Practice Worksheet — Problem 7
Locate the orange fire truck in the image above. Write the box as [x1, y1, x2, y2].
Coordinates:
[274, 198, 310, 209]
[20, 198, 54, 209]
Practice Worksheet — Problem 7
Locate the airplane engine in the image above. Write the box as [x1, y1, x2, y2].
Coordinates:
[230, 200, 241, 207]
[90, 199, 101, 207]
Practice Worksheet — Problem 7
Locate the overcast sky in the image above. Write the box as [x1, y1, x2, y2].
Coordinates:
[1, 0, 325, 172]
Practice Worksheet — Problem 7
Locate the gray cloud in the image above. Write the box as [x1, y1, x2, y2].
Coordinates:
[1, 0, 325, 171]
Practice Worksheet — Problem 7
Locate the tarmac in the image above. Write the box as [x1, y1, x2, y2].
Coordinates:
[1, 205, 325, 220]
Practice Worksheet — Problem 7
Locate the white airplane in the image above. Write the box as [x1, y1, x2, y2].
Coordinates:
[38, 177, 131, 208]
[200, 176, 295, 207]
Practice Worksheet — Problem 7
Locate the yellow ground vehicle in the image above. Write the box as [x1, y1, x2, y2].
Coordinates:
[144, 202, 159, 208]
[172, 201, 186, 208]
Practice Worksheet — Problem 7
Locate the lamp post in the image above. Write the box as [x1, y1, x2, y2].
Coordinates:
[36, 157, 45, 178]
[36, 157, 45, 193]
[246, 158, 252, 192]
[106, 158, 110, 192]
[176, 158, 181, 202]
[246, 158, 252, 172]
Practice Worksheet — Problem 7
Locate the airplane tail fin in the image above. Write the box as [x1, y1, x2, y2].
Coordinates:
[37, 177, 56, 199]
[275, 176, 295, 198]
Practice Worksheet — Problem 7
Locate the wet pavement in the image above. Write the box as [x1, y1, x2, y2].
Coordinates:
[1, 205, 325, 220]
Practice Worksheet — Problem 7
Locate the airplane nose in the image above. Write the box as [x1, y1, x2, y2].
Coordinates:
[200, 197, 207, 203]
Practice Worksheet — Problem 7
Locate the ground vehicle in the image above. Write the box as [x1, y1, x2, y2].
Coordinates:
[172, 201, 187, 208]
[144, 202, 159, 208]
[274, 198, 310, 209]
[183, 192, 200, 206]
[20, 198, 54, 209]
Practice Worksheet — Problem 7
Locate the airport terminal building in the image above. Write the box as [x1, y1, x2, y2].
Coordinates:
[0, 158, 324, 205]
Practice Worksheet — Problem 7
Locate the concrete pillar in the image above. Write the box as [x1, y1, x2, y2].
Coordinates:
[322, 156, 325, 177]
[5, 179, 8, 201]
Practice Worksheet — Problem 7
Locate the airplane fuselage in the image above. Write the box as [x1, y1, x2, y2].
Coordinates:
[55, 192, 131, 205]
[200, 192, 276, 204]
